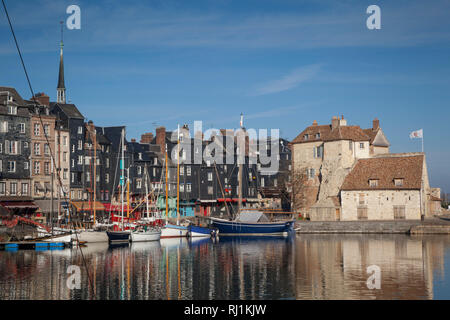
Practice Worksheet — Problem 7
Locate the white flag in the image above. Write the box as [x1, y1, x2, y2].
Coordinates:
[409, 129, 423, 139]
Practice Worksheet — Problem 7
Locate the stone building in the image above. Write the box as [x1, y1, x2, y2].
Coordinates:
[290, 116, 390, 219]
[340, 153, 431, 220]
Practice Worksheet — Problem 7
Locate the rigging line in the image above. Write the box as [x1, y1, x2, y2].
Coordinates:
[1, 0, 95, 298]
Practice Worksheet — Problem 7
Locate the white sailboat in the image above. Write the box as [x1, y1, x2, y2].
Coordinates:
[161, 125, 188, 238]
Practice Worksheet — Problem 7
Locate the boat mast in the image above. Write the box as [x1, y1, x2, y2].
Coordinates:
[177, 124, 180, 226]
[165, 143, 168, 221]
[93, 127, 97, 227]
[127, 168, 130, 220]
[238, 113, 243, 214]
[145, 164, 149, 219]
[121, 127, 125, 231]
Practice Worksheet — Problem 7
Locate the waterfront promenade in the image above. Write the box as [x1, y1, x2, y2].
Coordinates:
[295, 217, 450, 234]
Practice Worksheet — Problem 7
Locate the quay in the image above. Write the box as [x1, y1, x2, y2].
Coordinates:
[295, 218, 450, 234]
[0, 241, 70, 251]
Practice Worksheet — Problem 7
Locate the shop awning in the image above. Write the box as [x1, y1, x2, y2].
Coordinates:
[0, 198, 38, 209]
[71, 201, 105, 211]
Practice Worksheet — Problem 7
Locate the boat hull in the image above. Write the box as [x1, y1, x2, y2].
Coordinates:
[160, 224, 188, 238]
[74, 231, 108, 243]
[210, 218, 294, 236]
[106, 231, 130, 243]
[42, 234, 72, 243]
[130, 230, 161, 242]
[187, 225, 218, 238]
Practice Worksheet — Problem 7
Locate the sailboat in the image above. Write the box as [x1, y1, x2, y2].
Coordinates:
[210, 114, 295, 237]
[130, 166, 161, 242]
[107, 128, 131, 243]
[160, 125, 188, 238]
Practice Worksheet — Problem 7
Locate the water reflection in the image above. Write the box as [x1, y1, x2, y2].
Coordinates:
[0, 234, 449, 300]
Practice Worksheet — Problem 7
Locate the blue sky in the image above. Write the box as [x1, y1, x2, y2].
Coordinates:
[1, 0, 450, 192]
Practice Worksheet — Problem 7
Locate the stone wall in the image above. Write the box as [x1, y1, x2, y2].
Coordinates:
[341, 190, 422, 220]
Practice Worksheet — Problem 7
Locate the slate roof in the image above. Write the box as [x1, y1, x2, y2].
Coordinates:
[341, 155, 424, 191]
[0, 86, 26, 106]
[291, 123, 371, 145]
[50, 102, 84, 119]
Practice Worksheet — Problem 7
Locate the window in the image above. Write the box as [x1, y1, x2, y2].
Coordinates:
[78, 126, 83, 134]
[106, 173, 110, 183]
[78, 140, 83, 150]
[44, 124, 50, 136]
[208, 186, 213, 195]
[206, 160, 211, 167]
[180, 166, 184, 176]
[34, 143, 40, 155]
[34, 123, 40, 136]
[63, 168, 68, 179]
[106, 158, 110, 168]
[44, 144, 50, 155]
[0, 143, 2, 153]
[0, 182, 5, 195]
[303, 134, 309, 140]
[23, 142, 28, 149]
[86, 172, 90, 182]
[357, 207, 368, 220]
[137, 166, 142, 175]
[186, 183, 192, 192]
[19, 123, 25, 133]
[154, 157, 157, 165]
[72, 144, 75, 153]
[21, 183, 28, 196]
[359, 193, 365, 205]
[349, 141, 353, 151]
[63, 152, 67, 162]
[10, 182, 17, 195]
[394, 206, 406, 220]
[359, 142, 365, 149]
[180, 184, 184, 192]
[0, 121, 8, 133]
[77, 156, 83, 165]
[71, 159, 75, 168]
[44, 162, 50, 175]
[315, 133, 320, 139]
[136, 179, 142, 189]
[274, 179, 278, 187]
[208, 172, 213, 181]
[308, 168, 315, 179]
[63, 136, 67, 146]
[71, 172, 75, 183]
[261, 177, 265, 187]
[105, 191, 109, 201]
[7, 141, 19, 155]
[394, 179, 404, 187]
[24, 161, 28, 170]
[8, 105, 17, 115]
[314, 145, 323, 159]
[369, 179, 379, 187]
[34, 161, 40, 174]
[187, 166, 191, 176]
[138, 152, 142, 160]
[7, 161, 15, 173]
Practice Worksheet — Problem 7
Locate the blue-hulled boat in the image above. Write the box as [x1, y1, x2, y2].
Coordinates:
[187, 225, 218, 238]
[210, 211, 294, 237]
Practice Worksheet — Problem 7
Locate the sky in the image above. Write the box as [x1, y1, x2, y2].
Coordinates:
[1, 0, 450, 192]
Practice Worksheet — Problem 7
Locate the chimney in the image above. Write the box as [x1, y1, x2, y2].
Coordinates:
[373, 118, 380, 130]
[331, 116, 339, 130]
[31, 92, 50, 106]
[156, 126, 166, 151]
[140, 132, 154, 144]
[312, 120, 318, 126]
[339, 115, 347, 126]
[131, 138, 136, 143]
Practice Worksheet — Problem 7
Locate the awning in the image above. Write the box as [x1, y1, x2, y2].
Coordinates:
[71, 201, 105, 211]
[0, 200, 38, 209]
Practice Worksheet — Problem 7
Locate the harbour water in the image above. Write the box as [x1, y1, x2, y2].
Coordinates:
[1, 234, 450, 300]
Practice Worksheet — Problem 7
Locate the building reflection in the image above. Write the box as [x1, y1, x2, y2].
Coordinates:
[0, 234, 447, 300]
[294, 234, 446, 299]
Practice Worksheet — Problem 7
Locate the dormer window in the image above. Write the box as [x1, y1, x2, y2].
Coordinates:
[303, 134, 309, 140]
[394, 179, 404, 187]
[315, 133, 320, 139]
[369, 179, 379, 187]
[138, 152, 142, 160]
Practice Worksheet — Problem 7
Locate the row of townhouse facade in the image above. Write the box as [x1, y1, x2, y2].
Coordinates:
[0, 86, 292, 223]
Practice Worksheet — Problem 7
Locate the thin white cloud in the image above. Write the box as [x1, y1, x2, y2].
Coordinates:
[251, 64, 322, 96]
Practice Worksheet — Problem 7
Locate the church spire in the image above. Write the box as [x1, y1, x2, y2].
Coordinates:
[57, 21, 66, 104]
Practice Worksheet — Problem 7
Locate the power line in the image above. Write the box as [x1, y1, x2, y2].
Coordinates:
[1, 0, 95, 298]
